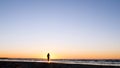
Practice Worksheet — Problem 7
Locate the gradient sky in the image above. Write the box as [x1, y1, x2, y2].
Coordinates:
[0, 0, 120, 59]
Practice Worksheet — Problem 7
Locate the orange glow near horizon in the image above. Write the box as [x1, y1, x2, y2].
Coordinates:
[0, 52, 120, 59]
[55, 53, 120, 59]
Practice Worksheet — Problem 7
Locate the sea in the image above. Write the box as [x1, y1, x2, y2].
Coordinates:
[0, 58, 120, 66]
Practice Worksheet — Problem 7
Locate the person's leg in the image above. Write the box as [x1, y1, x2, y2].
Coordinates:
[48, 57, 49, 61]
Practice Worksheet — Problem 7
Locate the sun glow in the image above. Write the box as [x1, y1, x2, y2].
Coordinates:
[38, 52, 58, 59]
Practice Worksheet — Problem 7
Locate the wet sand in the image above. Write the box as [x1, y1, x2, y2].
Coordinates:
[0, 61, 120, 68]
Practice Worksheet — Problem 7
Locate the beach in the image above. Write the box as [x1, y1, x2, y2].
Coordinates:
[0, 61, 120, 68]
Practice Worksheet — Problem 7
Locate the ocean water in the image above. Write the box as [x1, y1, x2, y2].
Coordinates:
[51, 59, 120, 66]
[0, 59, 120, 66]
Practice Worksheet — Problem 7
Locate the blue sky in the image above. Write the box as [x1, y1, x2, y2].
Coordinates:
[0, 0, 120, 59]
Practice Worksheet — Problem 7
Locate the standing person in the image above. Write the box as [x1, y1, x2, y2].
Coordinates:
[47, 53, 50, 61]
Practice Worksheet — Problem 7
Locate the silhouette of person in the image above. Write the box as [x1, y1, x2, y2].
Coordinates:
[47, 53, 50, 61]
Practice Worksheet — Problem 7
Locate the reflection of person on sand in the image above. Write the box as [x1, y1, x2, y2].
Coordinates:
[47, 53, 50, 61]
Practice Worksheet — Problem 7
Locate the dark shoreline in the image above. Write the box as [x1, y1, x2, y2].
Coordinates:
[0, 61, 120, 68]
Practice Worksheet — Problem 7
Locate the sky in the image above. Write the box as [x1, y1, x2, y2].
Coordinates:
[0, 0, 120, 59]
